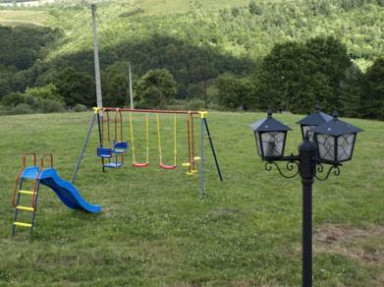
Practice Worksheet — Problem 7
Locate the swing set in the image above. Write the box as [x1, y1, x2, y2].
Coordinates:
[72, 108, 222, 196]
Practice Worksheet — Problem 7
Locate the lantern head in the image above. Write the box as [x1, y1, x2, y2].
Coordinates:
[296, 104, 333, 141]
[250, 110, 291, 160]
[312, 111, 362, 164]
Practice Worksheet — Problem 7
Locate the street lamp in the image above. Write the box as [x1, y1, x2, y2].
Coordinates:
[250, 110, 362, 287]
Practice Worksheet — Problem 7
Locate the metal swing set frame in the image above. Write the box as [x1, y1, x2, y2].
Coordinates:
[72, 107, 222, 197]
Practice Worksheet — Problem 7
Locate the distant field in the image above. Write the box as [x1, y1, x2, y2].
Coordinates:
[0, 10, 48, 26]
[0, 111, 383, 286]
[136, 0, 252, 15]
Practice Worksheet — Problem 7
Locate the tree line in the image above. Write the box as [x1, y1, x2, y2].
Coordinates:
[0, 0, 384, 119]
[216, 36, 384, 120]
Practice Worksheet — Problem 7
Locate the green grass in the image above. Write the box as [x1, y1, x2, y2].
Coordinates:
[0, 111, 383, 286]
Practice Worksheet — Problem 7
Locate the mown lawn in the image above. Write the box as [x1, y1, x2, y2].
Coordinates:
[0, 111, 383, 286]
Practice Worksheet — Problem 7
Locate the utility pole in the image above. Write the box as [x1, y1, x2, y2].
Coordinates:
[91, 3, 103, 108]
[129, 62, 134, 109]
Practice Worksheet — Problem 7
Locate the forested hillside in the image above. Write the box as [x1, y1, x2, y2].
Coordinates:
[0, 0, 384, 118]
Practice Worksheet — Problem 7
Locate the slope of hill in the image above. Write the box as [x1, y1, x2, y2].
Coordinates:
[2, 0, 383, 68]
[42, 0, 384, 69]
[0, 0, 383, 114]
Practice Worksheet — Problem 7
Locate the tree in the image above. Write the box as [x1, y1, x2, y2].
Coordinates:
[305, 36, 351, 109]
[256, 41, 307, 112]
[339, 63, 364, 118]
[52, 68, 95, 107]
[135, 68, 177, 108]
[360, 58, 384, 119]
[216, 73, 240, 109]
[0, 67, 13, 99]
[255, 36, 352, 113]
[216, 73, 254, 110]
[102, 61, 131, 107]
[249, 1, 263, 15]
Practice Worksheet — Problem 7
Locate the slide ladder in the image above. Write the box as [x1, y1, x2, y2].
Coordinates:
[11, 153, 41, 236]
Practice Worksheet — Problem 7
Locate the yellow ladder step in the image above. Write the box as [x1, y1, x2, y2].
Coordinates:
[194, 157, 201, 161]
[13, 222, 32, 228]
[16, 205, 34, 212]
[19, 190, 34, 195]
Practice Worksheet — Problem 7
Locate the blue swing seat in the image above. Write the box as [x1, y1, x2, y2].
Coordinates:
[113, 141, 129, 154]
[97, 147, 113, 158]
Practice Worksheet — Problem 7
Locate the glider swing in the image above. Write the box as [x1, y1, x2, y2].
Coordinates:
[97, 108, 128, 169]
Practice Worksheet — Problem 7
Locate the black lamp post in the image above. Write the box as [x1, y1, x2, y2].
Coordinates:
[250, 110, 362, 287]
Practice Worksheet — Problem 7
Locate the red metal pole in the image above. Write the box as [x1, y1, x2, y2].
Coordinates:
[187, 114, 192, 174]
[191, 114, 196, 171]
[102, 107, 200, 115]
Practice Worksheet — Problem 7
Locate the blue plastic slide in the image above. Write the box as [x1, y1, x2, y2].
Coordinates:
[21, 167, 102, 213]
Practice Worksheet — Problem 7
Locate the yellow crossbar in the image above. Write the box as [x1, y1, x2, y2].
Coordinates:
[19, 190, 34, 195]
[16, 206, 34, 212]
[14, 222, 32, 228]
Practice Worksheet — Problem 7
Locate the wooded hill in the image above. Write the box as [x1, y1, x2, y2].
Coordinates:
[0, 0, 383, 118]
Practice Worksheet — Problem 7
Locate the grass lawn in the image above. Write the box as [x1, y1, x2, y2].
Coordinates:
[0, 111, 383, 286]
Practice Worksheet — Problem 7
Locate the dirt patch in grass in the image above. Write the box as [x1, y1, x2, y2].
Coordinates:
[314, 224, 384, 264]
[210, 208, 241, 219]
[315, 224, 384, 286]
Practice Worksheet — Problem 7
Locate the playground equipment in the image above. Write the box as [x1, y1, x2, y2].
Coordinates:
[97, 109, 129, 169]
[12, 153, 101, 236]
[72, 108, 222, 197]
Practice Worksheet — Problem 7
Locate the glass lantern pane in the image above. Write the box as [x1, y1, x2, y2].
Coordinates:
[303, 125, 316, 141]
[254, 132, 262, 156]
[337, 134, 355, 161]
[261, 132, 285, 158]
[316, 134, 335, 162]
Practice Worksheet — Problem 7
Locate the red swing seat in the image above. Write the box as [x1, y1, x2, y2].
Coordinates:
[132, 162, 150, 168]
[159, 163, 177, 170]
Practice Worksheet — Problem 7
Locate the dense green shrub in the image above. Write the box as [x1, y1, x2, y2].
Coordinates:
[73, 104, 88, 112]
[2, 92, 26, 107]
[1, 85, 65, 114]
[9, 103, 34, 115]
